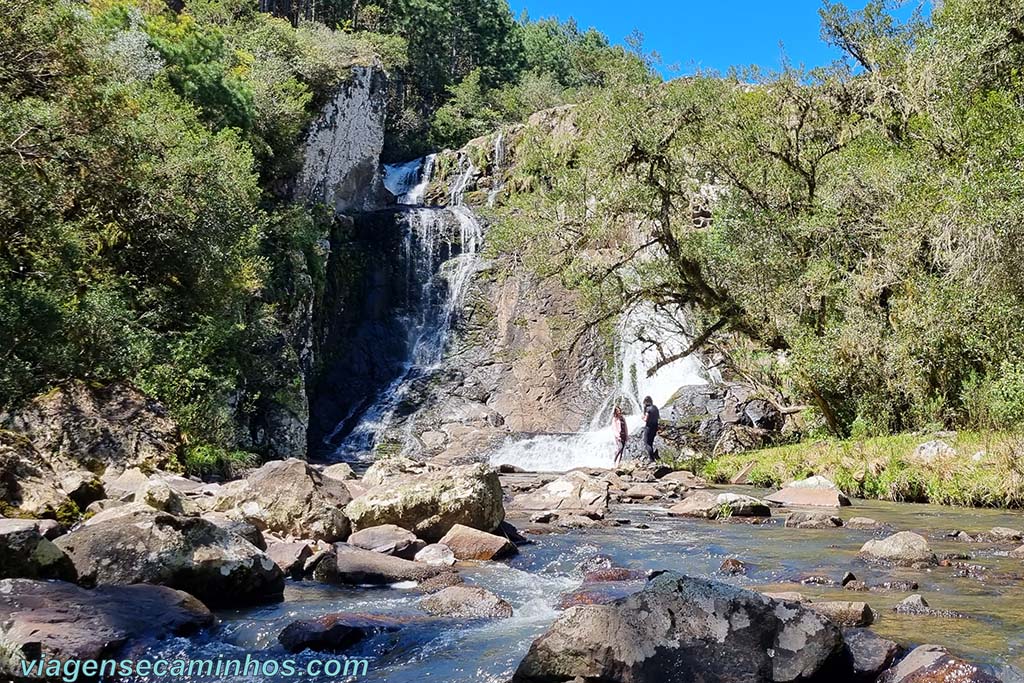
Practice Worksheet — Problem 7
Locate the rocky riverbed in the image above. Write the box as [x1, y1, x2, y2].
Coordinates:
[1, 450, 1021, 683]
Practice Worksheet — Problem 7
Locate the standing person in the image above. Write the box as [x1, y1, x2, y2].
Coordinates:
[642, 396, 660, 461]
[612, 405, 628, 465]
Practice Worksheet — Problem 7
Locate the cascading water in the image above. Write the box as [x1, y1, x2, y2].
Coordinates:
[488, 303, 713, 472]
[330, 154, 483, 459]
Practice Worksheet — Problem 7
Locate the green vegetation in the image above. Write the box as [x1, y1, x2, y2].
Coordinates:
[492, 0, 1024, 440]
[0, 0, 381, 468]
[702, 433, 1024, 509]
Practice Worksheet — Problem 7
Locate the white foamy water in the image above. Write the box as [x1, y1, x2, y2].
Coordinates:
[384, 154, 437, 205]
[489, 303, 711, 472]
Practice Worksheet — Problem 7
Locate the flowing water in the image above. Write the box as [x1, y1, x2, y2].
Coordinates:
[330, 155, 483, 459]
[135, 494, 1024, 683]
[487, 303, 713, 473]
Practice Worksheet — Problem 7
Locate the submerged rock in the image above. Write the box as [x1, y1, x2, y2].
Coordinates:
[510, 470, 610, 517]
[785, 512, 844, 529]
[860, 532, 937, 566]
[279, 613, 408, 654]
[878, 645, 999, 683]
[213, 458, 351, 542]
[667, 491, 771, 519]
[55, 507, 283, 606]
[439, 524, 517, 561]
[0, 579, 212, 679]
[346, 463, 504, 541]
[846, 517, 882, 530]
[312, 543, 444, 585]
[0, 519, 76, 581]
[420, 586, 513, 619]
[513, 572, 847, 683]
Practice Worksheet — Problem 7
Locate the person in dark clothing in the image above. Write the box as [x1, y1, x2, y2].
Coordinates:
[642, 396, 660, 461]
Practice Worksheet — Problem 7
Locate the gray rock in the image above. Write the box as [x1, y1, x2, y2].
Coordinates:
[785, 512, 844, 529]
[420, 586, 513, 619]
[861, 531, 937, 566]
[0, 431, 70, 518]
[510, 470, 609, 517]
[766, 476, 852, 508]
[911, 440, 956, 464]
[322, 463, 357, 482]
[2, 381, 181, 475]
[0, 519, 76, 581]
[667, 491, 771, 519]
[512, 572, 847, 683]
[878, 645, 999, 683]
[990, 526, 1022, 542]
[138, 478, 195, 516]
[844, 628, 900, 681]
[35, 519, 62, 540]
[346, 463, 504, 541]
[55, 508, 283, 606]
[0, 579, 212, 680]
[213, 458, 351, 542]
[415, 543, 456, 567]
[807, 601, 875, 627]
[267, 541, 315, 578]
[846, 517, 881, 530]
[313, 543, 444, 585]
[58, 470, 105, 508]
[348, 524, 425, 559]
[200, 512, 267, 550]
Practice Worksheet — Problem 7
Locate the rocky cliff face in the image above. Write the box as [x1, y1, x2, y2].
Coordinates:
[295, 66, 389, 214]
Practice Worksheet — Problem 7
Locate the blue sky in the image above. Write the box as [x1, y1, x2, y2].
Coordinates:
[508, 1, 918, 75]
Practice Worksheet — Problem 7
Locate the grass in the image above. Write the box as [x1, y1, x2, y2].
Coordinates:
[699, 431, 1024, 509]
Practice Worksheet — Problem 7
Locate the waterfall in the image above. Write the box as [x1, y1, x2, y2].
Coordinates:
[488, 303, 711, 472]
[329, 154, 483, 459]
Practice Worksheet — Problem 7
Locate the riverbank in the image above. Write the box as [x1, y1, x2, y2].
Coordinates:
[702, 432, 1024, 508]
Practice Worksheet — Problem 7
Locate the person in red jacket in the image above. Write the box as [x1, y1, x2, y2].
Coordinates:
[612, 405, 628, 465]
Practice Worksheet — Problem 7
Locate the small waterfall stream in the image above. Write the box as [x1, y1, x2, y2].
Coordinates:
[329, 154, 483, 458]
[488, 304, 712, 472]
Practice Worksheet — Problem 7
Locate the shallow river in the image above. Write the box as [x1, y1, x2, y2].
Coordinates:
[132, 491, 1024, 683]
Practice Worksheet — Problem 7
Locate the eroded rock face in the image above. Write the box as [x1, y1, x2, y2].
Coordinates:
[296, 66, 388, 215]
[55, 507, 284, 607]
[345, 463, 504, 541]
[0, 431, 69, 518]
[659, 382, 784, 456]
[213, 458, 351, 542]
[510, 471, 609, 517]
[0, 579, 212, 680]
[420, 586, 513, 619]
[1, 381, 181, 475]
[513, 572, 847, 683]
[0, 519, 76, 581]
[860, 532, 937, 566]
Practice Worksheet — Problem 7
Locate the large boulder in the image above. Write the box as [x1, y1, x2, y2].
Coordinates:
[659, 383, 784, 456]
[420, 586, 513, 619]
[667, 491, 771, 519]
[513, 572, 847, 683]
[0, 579, 212, 680]
[765, 476, 852, 508]
[213, 458, 351, 542]
[345, 463, 504, 541]
[860, 532, 937, 566]
[1, 381, 181, 475]
[438, 524, 517, 561]
[312, 543, 445, 585]
[348, 524, 425, 559]
[55, 506, 284, 606]
[0, 519, 76, 581]
[0, 431, 70, 518]
[510, 471, 609, 517]
[878, 645, 999, 683]
[844, 629, 899, 682]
